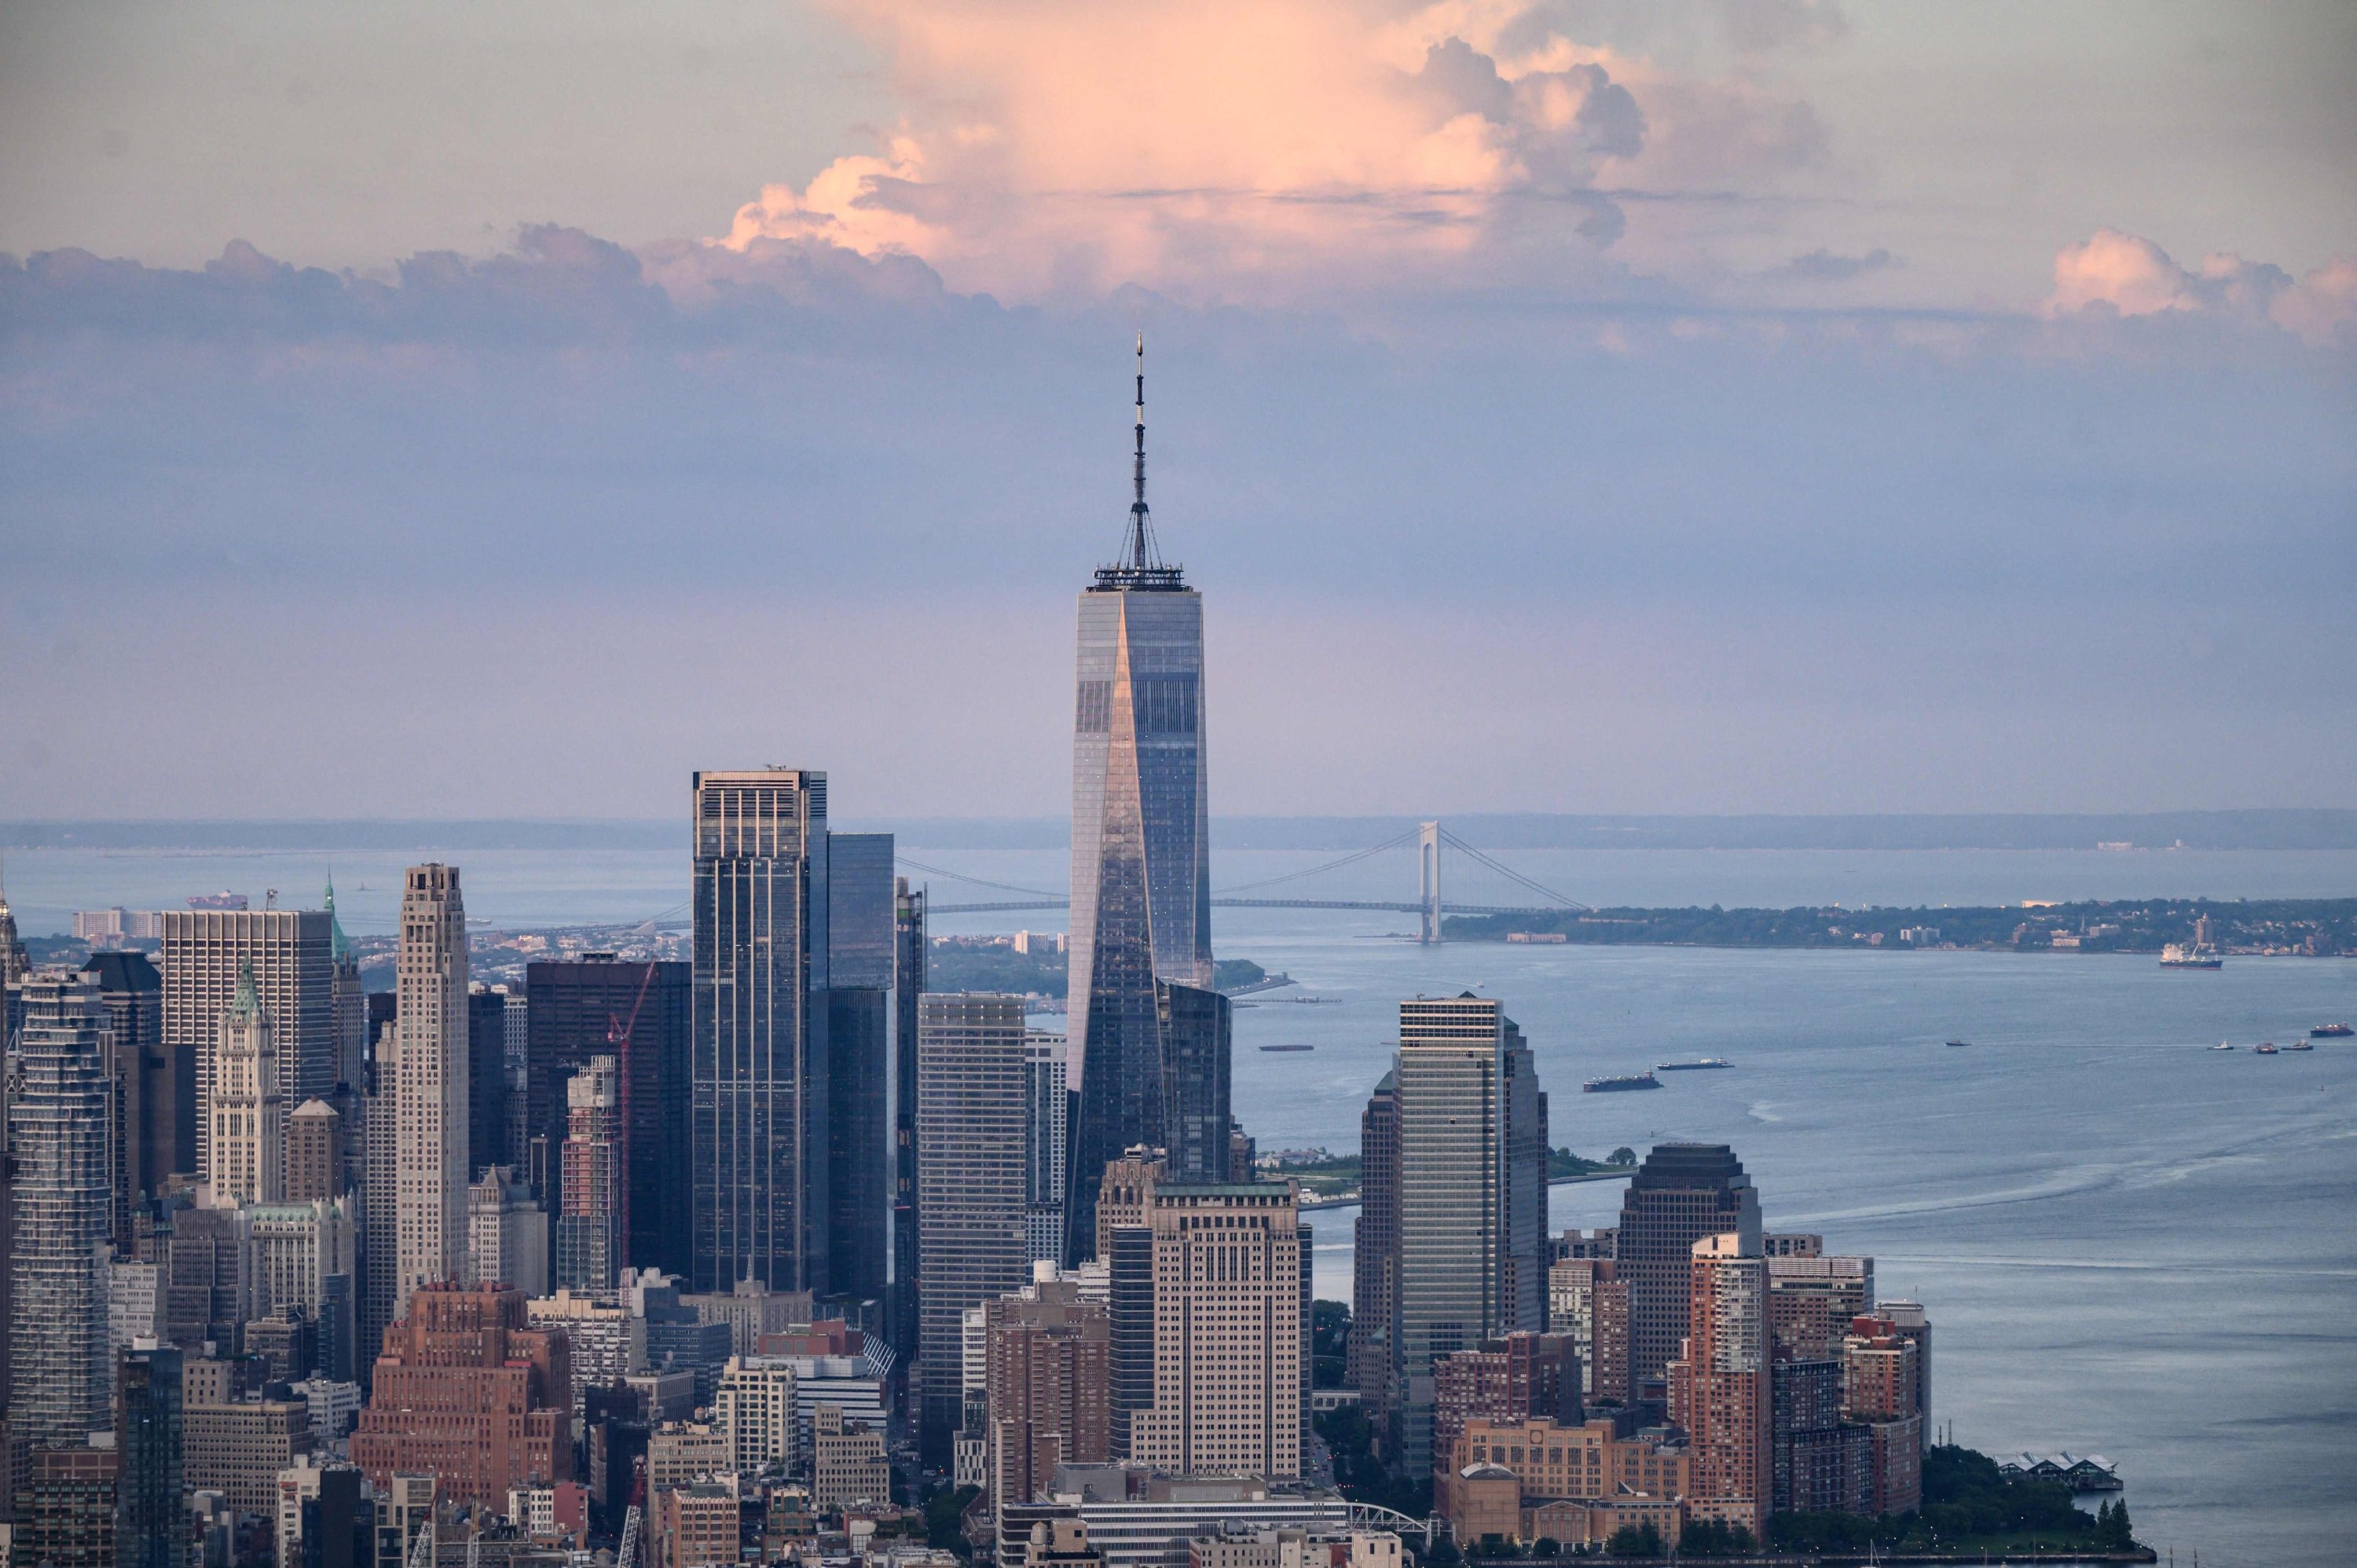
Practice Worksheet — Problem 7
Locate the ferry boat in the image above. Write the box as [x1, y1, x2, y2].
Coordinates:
[186, 892, 249, 910]
[1655, 1057, 1732, 1071]
[1583, 1072, 1662, 1093]
[2311, 1022, 2353, 1038]
[2254, 1042, 2280, 1055]
[2160, 943, 2223, 969]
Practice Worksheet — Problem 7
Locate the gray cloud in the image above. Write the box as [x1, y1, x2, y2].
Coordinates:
[1774, 245, 1901, 281]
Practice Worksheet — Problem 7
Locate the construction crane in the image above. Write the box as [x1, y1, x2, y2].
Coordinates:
[405, 1512, 435, 1568]
[615, 1460, 650, 1568]
[604, 959, 660, 1268]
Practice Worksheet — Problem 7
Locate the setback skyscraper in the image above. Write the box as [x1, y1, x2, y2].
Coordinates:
[393, 865, 470, 1315]
[691, 768, 830, 1295]
[1065, 340, 1215, 1259]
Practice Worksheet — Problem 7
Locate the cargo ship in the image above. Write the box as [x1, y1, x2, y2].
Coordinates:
[2159, 943, 2222, 969]
[1584, 1072, 1661, 1093]
[1655, 1058, 1732, 1071]
[186, 892, 250, 910]
[2311, 1023, 2352, 1038]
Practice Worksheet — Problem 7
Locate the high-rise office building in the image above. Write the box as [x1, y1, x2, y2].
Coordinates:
[161, 908, 334, 1189]
[12, 1442, 118, 1568]
[327, 880, 367, 1094]
[691, 768, 830, 1295]
[211, 963, 284, 1205]
[163, 1201, 252, 1351]
[1154, 980, 1231, 1183]
[252, 1198, 358, 1360]
[467, 984, 513, 1176]
[915, 991, 1032, 1456]
[351, 1282, 571, 1511]
[466, 1166, 548, 1299]
[556, 1057, 621, 1292]
[1065, 341, 1213, 1262]
[1617, 1144, 1761, 1408]
[889, 879, 926, 1360]
[393, 865, 469, 1315]
[10, 970, 114, 1450]
[117, 1339, 185, 1568]
[1670, 1233, 1770, 1534]
[827, 830, 895, 1304]
[1025, 1031, 1069, 1266]
[1350, 1068, 1400, 1441]
[526, 955, 691, 1280]
[287, 1098, 348, 1203]
[83, 950, 171, 1233]
[0, 858, 28, 1005]
[984, 1271, 1110, 1507]
[1122, 1181, 1303, 1480]
[1392, 995, 1549, 1474]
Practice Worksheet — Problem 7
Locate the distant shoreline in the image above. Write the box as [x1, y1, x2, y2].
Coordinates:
[9, 807, 2357, 853]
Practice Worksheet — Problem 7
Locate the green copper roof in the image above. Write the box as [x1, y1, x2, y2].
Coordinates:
[228, 960, 263, 1021]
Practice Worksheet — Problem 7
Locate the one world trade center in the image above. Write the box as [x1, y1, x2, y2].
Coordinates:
[1065, 339, 1230, 1262]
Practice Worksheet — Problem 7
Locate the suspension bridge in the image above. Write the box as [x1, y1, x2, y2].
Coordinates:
[904, 821, 1589, 943]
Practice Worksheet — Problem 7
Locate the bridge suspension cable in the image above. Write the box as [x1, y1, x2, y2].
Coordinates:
[1437, 829, 1591, 911]
[1208, 826, 1427, 896]
[893, 855, 1065, 900]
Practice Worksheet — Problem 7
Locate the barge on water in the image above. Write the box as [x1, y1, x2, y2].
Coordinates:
[1583, 1072, 1662, 1093]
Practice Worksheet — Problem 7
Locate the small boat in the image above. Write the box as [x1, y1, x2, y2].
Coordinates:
[2210, 1042, 2236, 1052]
[2254, 1042, 2279, 1055]
[1584, 1072, 1662, 1093]
[2286, 1040, 2314, 1051]
[1945, 1039, 1970, 1048]
[1259, 1044, 1315, 1053]
[1655, 1058, 1732, 1071]
[2311, 1023, 2353, 1038]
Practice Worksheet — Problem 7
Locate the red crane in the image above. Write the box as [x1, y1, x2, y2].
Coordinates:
[603, 959, 659, 1276]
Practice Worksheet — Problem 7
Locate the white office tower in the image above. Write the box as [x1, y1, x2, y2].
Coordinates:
[211, 964, 284, 1205]
[393, 864, 470, 1313]
[9, 970, 113, 1445]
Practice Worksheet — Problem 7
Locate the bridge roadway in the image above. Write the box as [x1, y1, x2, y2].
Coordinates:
[926, 897, 1565, 917]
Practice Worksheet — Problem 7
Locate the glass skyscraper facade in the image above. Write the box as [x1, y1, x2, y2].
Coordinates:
[691, 768, 830, 1294]
[1065, 343, 1216, 1260]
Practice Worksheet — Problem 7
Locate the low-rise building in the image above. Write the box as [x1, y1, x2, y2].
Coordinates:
[654, 1478, 741, 1568]
[812, 1403, 892, 1511]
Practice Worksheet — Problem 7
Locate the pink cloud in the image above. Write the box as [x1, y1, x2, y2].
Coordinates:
[711, 1, 1820, 302]
[2048, 228, 2353, 344]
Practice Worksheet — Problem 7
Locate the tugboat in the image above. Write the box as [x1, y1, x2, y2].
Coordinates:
[2209, 1041, 2236, 1052]
[1944, 1039, 1970, 1048]
[1584, 1072, 1662, 1093]
[2285, 1039, 2314, 1052]
[2311, 1023, 2353, 1038]
[2254, 1042, 2280, 1055]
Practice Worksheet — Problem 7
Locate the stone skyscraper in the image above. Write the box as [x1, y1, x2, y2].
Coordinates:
[1392, 995, 1549, 1475]
[9, 971, 113, 1449]
[691, 768, 829, 1295]
[1066, 340, 1217, 1259]
[210, 964, 284, 1206]
[393, 865, 470, 1315]
[160, 907, 333, 1189]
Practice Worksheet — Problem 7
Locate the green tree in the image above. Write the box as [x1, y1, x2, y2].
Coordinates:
[924, 1483, 981, 1555]
[1609, 1146, 1637, 1166]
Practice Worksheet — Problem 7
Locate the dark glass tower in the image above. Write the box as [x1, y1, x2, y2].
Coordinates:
[691, 768, 830, 1293]
[526, 955, 691, 1279]
[116, 1341, 184, 1568]
[825, 831, 895, 1303]
[1618, 1142, 1763, 1407]
[889, 878, 926, 1358]
[1065, 339, 1216, 1260]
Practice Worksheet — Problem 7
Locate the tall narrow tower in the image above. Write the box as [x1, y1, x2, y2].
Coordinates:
[1065, 338, 1215, 1260]
[393, 864, 470, 1314]
[8, 970, 112, 1448]
[211, 962, 284, 1205]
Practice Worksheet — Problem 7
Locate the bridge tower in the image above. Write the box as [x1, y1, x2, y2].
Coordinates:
[1419, 820, 1442, 943]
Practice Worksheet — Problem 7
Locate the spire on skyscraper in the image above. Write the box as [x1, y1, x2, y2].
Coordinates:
[324, 874, 350, 963]
[1096, 335, 1182, 591]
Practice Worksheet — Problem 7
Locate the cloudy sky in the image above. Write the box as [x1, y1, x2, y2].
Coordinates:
[2, 0, 2351, 820]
